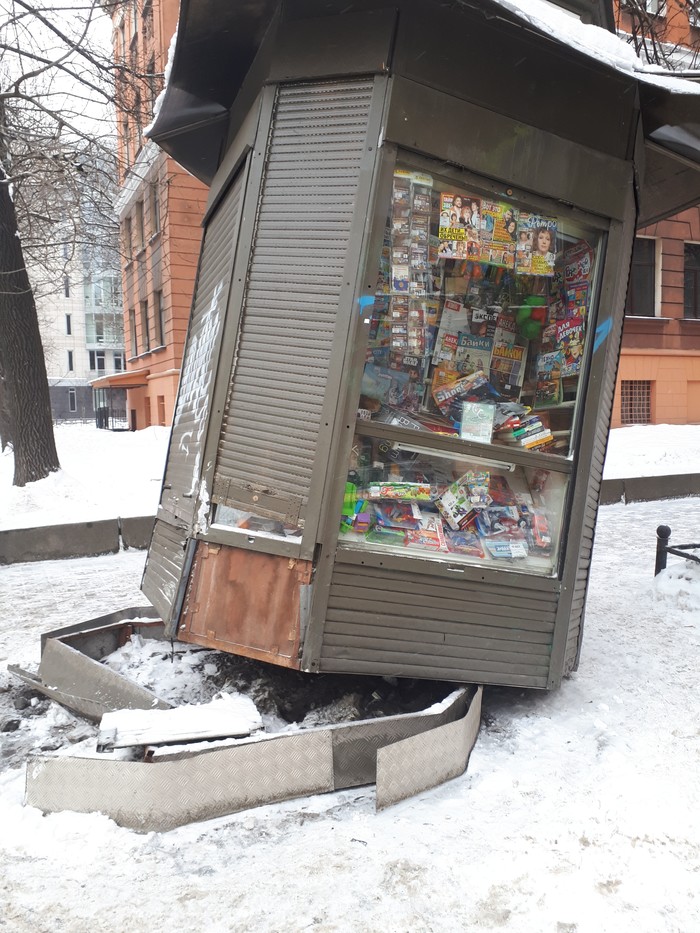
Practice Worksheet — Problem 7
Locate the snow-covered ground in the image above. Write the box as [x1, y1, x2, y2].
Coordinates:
[1, 421, 698, 532]
[0, 423, 169, 530]
[1, 423, 699, 931]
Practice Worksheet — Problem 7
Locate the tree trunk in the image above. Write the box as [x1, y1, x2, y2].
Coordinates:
[0, 169, 60, 486]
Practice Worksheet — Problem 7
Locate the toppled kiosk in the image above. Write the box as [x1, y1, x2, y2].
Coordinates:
[143, 0, 700, 690]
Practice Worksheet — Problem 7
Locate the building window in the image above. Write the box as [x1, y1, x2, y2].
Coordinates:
[684, 242, 700, 319]
[135, 200, 145, 252]
[150, 183, 160, 234]
[129, 308, 138, 357]
[114, 352, 124, 372]
[68, 388, 77, 413]
[67, 350, 74, 372]
[89, 350, 106, 372]
[644, 0, 664, 16]
[122, 116, 131, 169]
[65, 313, 72, 335]
[621, 380, 652, 425]
[141, 299, 151, 352]
[157, 395, 166, 426]
[123, 217, 132, 259]
[154, 289, 165, 346]
[134, 90, 143, 153]
[625, 237, 657, 317]
[143, 0, 154, 39]
[63, 275, 70, 298]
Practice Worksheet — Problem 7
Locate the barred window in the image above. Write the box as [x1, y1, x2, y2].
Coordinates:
[621, 380, 652, 425]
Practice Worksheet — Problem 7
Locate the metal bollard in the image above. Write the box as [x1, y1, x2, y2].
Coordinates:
[655, 524, 671, 576]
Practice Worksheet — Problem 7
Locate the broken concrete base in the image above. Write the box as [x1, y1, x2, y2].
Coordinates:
[25, 687, 482, 831]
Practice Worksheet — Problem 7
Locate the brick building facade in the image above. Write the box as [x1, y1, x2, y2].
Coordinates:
[613, 0, 700, 426]
[95, 0, 207, 429]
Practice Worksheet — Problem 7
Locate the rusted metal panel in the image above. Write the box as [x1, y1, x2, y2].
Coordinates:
[177, 542, 312, 667]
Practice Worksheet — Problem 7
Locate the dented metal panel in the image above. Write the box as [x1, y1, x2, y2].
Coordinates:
[376, 686, 482, 810]
[9, 639, 170, 723]
[26, 731, 335, 833]
[25, 686, 480, 831]
[211, 80, 374, 525]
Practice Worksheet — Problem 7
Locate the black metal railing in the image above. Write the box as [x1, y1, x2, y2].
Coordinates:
[655, 525, 700, 575]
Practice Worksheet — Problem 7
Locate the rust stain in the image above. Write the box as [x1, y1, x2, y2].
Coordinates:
[178, 542, 312, 669]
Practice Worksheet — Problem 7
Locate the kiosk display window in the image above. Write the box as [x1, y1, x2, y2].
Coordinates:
[339, 163, 606, 576]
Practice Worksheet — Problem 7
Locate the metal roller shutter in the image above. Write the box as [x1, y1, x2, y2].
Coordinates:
[211, 80, 374, 526]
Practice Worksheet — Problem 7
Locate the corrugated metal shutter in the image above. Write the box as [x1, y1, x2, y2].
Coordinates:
[211, 80, 374, 525]
[320, 563, 556, 688]
[160, 170, 245, 526]
[143, 169, 245, 624]
[563, 360, 620, 674]
[141, 517, 188, 626]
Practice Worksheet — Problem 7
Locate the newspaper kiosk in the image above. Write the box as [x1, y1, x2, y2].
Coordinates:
[143, 0, 700, 689]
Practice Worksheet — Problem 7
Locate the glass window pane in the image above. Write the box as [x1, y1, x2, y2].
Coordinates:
[358, 165, 603, 460]
[339, 436, 567, 576]
[625, 237, 655, 317]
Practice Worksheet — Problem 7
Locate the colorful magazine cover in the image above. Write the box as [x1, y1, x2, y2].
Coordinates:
[515, 213, 558, 276]
[438, 191, 481, 260]
[479, 200, 518, 268]
[455, 333, 493, 376]
[564, 239, 595, 285]
[489, 341, 528, 399]
[556, 317, 585, 377]
[469, 305, 500, 338]
[534, 350, 563, 408]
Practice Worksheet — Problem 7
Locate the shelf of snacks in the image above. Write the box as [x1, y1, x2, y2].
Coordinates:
[337, 164, 604, 576]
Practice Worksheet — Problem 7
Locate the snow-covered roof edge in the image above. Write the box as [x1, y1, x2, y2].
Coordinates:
[491, 0, 700, 95]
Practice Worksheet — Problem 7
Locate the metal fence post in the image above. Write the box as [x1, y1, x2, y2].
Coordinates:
[655, 524, 671, 576]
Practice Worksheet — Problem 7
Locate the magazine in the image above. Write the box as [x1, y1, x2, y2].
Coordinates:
[431, 298, 470, 364]
[556, 317, 585, 377]
[479, 200, 518, 268]
[515, 213, 558, 276]
[469, 305, 500, 338]
[534, 350, 563, 408]
[455, 333, 493, 375]
[489, 341, 528, 399]
[436, 470, 490, 531]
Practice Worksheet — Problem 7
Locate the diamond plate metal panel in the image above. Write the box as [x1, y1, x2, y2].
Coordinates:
[10, 639, 170, 723]
[376, 686, 483, 811]
[331, 689, 470, 790]
[26, 730, 334, 833]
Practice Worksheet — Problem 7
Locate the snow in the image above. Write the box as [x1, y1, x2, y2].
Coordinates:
[0, 423, 169, 530]
[1, 422, 700, 930]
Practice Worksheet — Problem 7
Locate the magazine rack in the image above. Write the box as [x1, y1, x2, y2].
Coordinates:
[141, 0, 700, 690]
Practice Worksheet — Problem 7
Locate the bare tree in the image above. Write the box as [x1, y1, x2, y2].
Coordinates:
[0, 0, 138, 485]
[617, 1, 700, 69]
